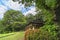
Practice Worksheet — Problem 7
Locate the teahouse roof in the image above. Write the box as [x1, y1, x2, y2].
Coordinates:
[26, 18, 44, 28]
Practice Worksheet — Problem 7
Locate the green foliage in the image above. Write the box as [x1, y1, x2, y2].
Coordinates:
[45, 0, 56, 9]
[1, 10, 26, 33]
[41, 9, 55, 24]
[12, 0, 56, 9]
[26, 24, 58, 40]
[0, 20, 5, 33]
[26, 14, 35, 23]
[1, 0, 60, 39]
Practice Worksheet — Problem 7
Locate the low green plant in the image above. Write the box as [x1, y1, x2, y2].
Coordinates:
[26, 24, 58, 40]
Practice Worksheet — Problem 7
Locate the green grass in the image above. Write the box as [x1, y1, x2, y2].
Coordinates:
[0, 32, 15, 38]
[0, 31, 24, 40]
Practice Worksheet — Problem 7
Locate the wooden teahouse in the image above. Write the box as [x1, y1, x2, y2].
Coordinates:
[25, 18, 45, 30]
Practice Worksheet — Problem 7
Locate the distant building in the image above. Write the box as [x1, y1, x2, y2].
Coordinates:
[25, 18, 45, 30]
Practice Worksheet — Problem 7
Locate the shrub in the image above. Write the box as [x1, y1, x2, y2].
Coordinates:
[25, 24, 58, 40]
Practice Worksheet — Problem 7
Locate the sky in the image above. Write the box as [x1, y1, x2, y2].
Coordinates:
[0, 0, 36, 19]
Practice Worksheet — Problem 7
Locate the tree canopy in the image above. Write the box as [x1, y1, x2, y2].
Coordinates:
[1, 10, 26, 32]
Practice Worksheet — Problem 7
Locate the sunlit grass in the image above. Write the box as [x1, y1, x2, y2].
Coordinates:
[0, 31, 24, 40]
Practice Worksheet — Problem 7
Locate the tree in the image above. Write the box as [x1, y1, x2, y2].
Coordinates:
[12, 0, 60, 39]
[0, 20, 4, 33]
[12, 0, 56, 24]
[26, 14, 35, 23]
[12, 0, 59, 23]
[2, 10, 26, 32]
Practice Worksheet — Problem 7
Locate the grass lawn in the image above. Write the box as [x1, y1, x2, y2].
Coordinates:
[0, 31, 24, 40]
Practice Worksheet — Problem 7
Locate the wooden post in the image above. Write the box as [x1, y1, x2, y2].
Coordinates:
[32, 27, 34, 30]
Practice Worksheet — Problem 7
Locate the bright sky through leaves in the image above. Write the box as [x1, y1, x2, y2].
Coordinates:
[0, 0, 36, 19]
